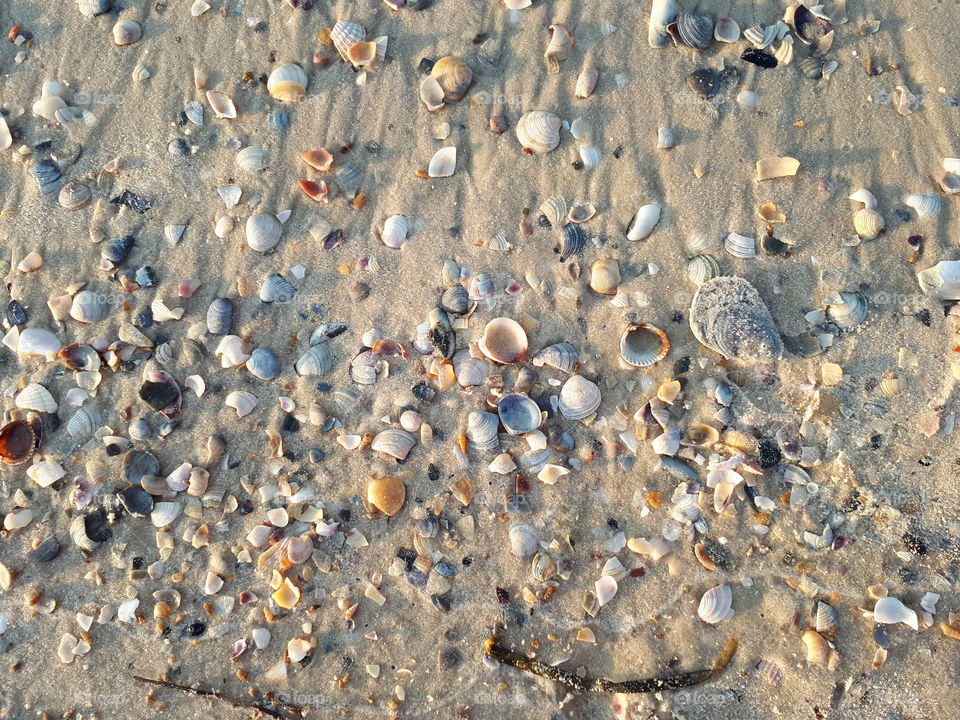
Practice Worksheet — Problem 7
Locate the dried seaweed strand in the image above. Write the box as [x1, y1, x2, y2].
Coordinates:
[484, 635, 739, 694]
[132, 675, 300, 719]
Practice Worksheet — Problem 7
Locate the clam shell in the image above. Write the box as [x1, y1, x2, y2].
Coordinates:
[236, 146, 267, 171]
[917, 261, 960, 300]
[498, 393, 543, 435]
[544, 24, 574, 74]
[246, 348, 281, 380]
[28, 460, 65, 488]
[677, 11, 713, 49]
[19, 328, 63, 358]
[478, 317, 528, 364]
[121, 449, 160, 485]
[419, 75, 445, 111]
[79, 0, 112, 17]
[427, 147, 457, 178]
[853, 208, 884, 239]
[331, 21, 365, 61]
[476, 36, 502, 69]
[579, 145, 600, 170]
[367, 475, 406, 516]
[206, 90, 236, 119]
[259, 274, 297, 304]
[724, 232, 756, 259]
[225, 390, 258, 417]
[516, 111, 561, 154]
[468, 274, 494, 301]
[698, 583, 734, 624]
[452, 350, 489, 387]
[184, 101, 204, 126]
[440, 285, 470, 315]
[299, 148, 333, 172]
[151, 501, 180, 528]
[589, 258, 620, 295]
[825, 291, 868, 329]
[802, 629, 831, 664]
[904, 193, 941, 218]
[371, 429, 417, 461]
[558, 374, 601, 420]
[714, 17, 740, 43]
[687, 254, 721, 286]
[532, 342, 579, 374]
[431, 57, 473, 102]
[335, 162, 363, 194]
[508, 522, 538, 558]
[815, 601, 840, 633]
[58, 180, 91, 210]
[744, 24, 777, 49]
[294, 343, 334, 376]
[112, 19, 142, 45]
[575, 67, 598, 98]
[626, 203, 661, 241]
[379, 215, 408, 249]
[466, 410, 500, 454]
[347, 41, 378, 69]
[620, 323, 670, 367]
[941, 171, 960, 194]
[560, 223, 587, 260]
[206, 298, 233, 335]
[58, 343, 99, 371]
[30, 160, 64, 196]
[267, 64, 308, 102]
[16, 383, 57, 413]
[245, 213, 282, 252]
[69, 290, 108, 324]
[539, 196, 568, 227]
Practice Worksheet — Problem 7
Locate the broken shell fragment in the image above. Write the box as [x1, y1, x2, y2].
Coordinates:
[544, 24, 574, 74]
[756, 156, 799, 181]
[427, 147, 457, 178]
[371, 429, 417, 461]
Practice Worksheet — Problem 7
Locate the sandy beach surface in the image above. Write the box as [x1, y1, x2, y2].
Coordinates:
[1, 0, 960, 718]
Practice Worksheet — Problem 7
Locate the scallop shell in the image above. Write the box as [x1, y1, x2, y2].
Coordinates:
[698, 584, 734, 624]
[853, 208, 885, 239]
[498, 393, 543, 435]
[236, 146, 267, 172]
[904, 193, 941, 218]
[724, 232, 756, 259]
[774, 36, 794, 65]
[516, 111, 562, 154]
[509, 523, 539, 558]
[331, 21, 365, 62]
[560, 223, 587, 260]
[687, 254, 721, 286]
[626, 203, 661, 241]
[66, 407, 97, 441]
[150, 501, 181, 528]
[744, 24, 777, 49]
[466, 410, 500, 454]
[676, 11, 713, 49]
[714, 17, 740, 43]
[479, 317, 528, 364]
[544, 24, 574, 74]
[246, 348, 281, 381]
[367, 475, 406, 516]
[815, 601, 840, 633]
[427, 147, 457, 178]
[295, 343, 334, 376]
[824, 291, 868, 329]
[539, 196, 568, 227]
[16, 383, 58, 413]
[206, 298, 233, 335]
[58, 181, 92, 210]
[589, 258, 620, 295]
[184, 101, 204, 126]
[431, 57, 473, 102]
[379, 215, 408, 249]
[558, 374, 601, 420]
[112, 19, 142, 46]
[245, 213, 283, 252]
[532, 342, 578, 374]
[620, 323, 670, 368]
[259, 274, 297, 304]
[575, 67, 599, 98]
[69, 290, 108, 324]
[225, 390, 258, 418]
[371, 429, 417, 461]
[267, 64, 308, 102]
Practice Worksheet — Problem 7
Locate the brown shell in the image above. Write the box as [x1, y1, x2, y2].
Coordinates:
[0, 416, 42, 465]
[430, 57, 473, 103]
[367, 475, 406, 516]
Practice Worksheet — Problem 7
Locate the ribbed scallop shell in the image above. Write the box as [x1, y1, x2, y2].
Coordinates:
[236, 146, 267, 171]
[853, 208, 884, 239]
[17, 383, 58, 413]
[560, 223, 587, 260]
[452, 350, 489, 387]
[904, 193, 941, 218]
[379, 215, 408, 249]
[532, 342, 578, 374]
[58, 180, 91, 210]
[497, 393, 542, 435]
[30, 160, 63, 196]
[620, 323, 670, 367]
[259, 274, 297, 303]
[879, 376, 906, 397]
[371, 429, 417, 461]
[825, 291, 868, 329]
[466, 410, 500, 454]
[687, 254, 721, 286]
[331, 21, 366, 62]
[815, 601, 839, 633]
[295, 343, 334, 376]
[579, 145, 600, 170]
[468, 273, 493, 300]
[724, 232, 756, 259]
[245, 213, 282, 252]
[589, 258, 620, 295]
[575, 67, 598, 98]
[744, 24, 777, 49]
[516, 111, 561, 154]
[558, 374, 601, 420]
[698, 583, 734, 624]
[431, 57, 473, 102]
[677, 11, 713, 49]
[267, 64, 308, 102]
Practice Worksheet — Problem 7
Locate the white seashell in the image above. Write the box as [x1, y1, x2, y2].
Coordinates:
[267, 64, 308, 103]
[516, 111, 562, 154]
[579, 145, 600, 170]
[252, 627, 271, 649]
[150, 501, 180, 527]
[755, 156, 799, 181]
[698, 584, 734, 624]
[508, 523, 538, 558]
[595, 575, 618, 606]
[371, 429, 417, 461]
[724, 232, 756, 259]
[16, 383, 58, 413]
[69, 290, 108, 324]
[714, 17, 740, 43]
[379, 215, 408, 249]
[488, 453, 517, 475]
[532, 342, 578, 373]
[245, 213, 283, 252]
[589, 258, 620, 295]
[218, 185, 242, 208]
[117, 598, 139, 623]
[575, 67, 599, 98]
[27, 460, 66, 488]
[205, 90, 236, 119]
[873, 596, 918, 630]
[164, 225, 186, 245]
[945, 158, 960, 174]
[744, 24, 777, 48]
[4, 507, 33, 530]
[774, 35, 794, 64]
[651, 428, 681, 456]
[848, 188, 877, 210]
[0, 117, 10, 150]
[853, 208, 885, 239]
[67, 407, 97, 440]
[626, 203, 661, 241]
[558, 374, 601, 420]
[236, 146, 267, 172]
[538, 463, 569, 485]
[904, 193, 941, 218]
[453, 350, 489, 387]
[225, 391, 258, 417]
[917, 261, 960, 300]
[18, 327, 62, 358]
[204, 572, 224, 595]
[214, 335, 250, 368]
[112, 19, 142, 46]
[214, 216, 234, 238]
[427, 147, 457, 178]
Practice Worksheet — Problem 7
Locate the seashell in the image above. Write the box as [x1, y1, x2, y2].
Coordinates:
[652, 428, 681, 456]
[904, 193, 941, 218]
[714, 17, 740, 43]
[112, 19, 142, 46]
[30, 160, 64, 196]
[558, 374, 601, 420]
[476, 36, 502, 69]
[427, 147, 457, 178]
[19, 327, 63, 358]
[246, 348, 281, 380]
[139, 370, 181, 418]
[58, 343, 100, 371]
[656, 127, 674, 149]
[0, 417, 42, 465]
[206, 298, 233, 335]
[757, 659, 783, 687]
[27, 460, 65, 488]
[516, 111, 562, 154]
[498, 393, 542, 435]
[164, 225, 186, 246]
[399, 411, 423, 434]
[259, 274, 297, 304]
[121, 449, 160, 485]
[347, 41, 378, 69]
[295, 343, 334, 376]
[824, 291, 868, 329]
[489, 453, 517, 475]
[300, 148, 333, 172]
[79, 0, 112, 17]
[874, 596, 918, 630]
[724, 232, 756, 259]
[595, 575, 618, 606]
[367, 475, 406, 516]
[206, 90, 236, 119]
[245, 213, 282, 252]
[331, 21, 366, 62]
[774, 36, 794, 65]
[687, 254, 721, 286]
[453, 351, 489, 387]
[431, 57, 473, 102]
[676, 11, 713, 49]
[440, 285, 470, 315]
[648, 0, 678, 47]
[917, 261, 960, 300]
[66, 407, 97, 441]
[626, 203, 661, 241]
[150, 501, 180, 528]
[236, 146, 267, 172]
[371, 429, 417, 461]
[479, 317, 528, 364]
[298, 179, 328, 202]
[16, 383, 57, 413]
[940, 171, 960, 194]
[70, 514, 100, 552]
[853, 208, 884, 239]
[755, 156, 799, 181]
[267, 64, 308, 103]
[469, 274, 494, 301]
[508, 523, 538, 558]
[589, 258, 620, 295]
[698, 584, 734, 624]
[466, 410, 500, 454]
[225, 390, 258, 417]
[620, 323, 670, 368]
[560, 223, 587, 260]
[69, 291, 108, 324]
[419, 75, 446, 111]
[539, 196, 568, 227]
[802, 629, 831, 664]
[689, 276, 783, 363]
[3, 507, 33, 529]
[184, 101, 204, 126]
[128, 417, 151, 441]
[532, 342, 578, 374]
[816, 601, 840, 633]
[118, 486, 153, 517]
[579, 145, 601, 170]
[848, 188, 878, 210]
[58, 181, 91, 210]
[567, 204, 596, 224]
[544, 24, 574, 74]
[575, 67, 598, 98]
[744, 24, 777, 49]
[379, 215, 408, 249]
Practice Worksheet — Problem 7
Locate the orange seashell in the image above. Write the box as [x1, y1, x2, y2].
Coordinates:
[367, 475, 406, 516]
[347, 41, 377, 68]
[0, 416, 42, 465]
[272, 578, 301, 609]
[299, 149, 334, 172]
[298, 179, 329, 201]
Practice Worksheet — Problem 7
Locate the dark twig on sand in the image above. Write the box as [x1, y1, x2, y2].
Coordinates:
[132, 675, 302, 719]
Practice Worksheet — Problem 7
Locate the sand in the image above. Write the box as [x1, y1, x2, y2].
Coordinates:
[1, 0, 959, 718]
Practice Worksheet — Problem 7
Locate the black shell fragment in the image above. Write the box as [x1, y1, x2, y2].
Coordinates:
[741, 48, 778, 69]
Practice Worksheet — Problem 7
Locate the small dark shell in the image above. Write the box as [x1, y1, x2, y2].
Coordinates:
[110, 190, 151, 213]
[30, 160, 64, 196]
[138, 371, 182, 418]
[6, 300, 27, 326]
[58, 343, 102, 372]
[440, 284, 470, 315]
[82, 509, 113, 543]
[28, 536, 61, 563]
[676, 11, 713, 49]
[122, 449, 160, 485]
[761, 235, 792, 257]
[102, 235, 135, 266]
[117, 486, 154, 517]
[741, 48, 778, 69]
[560, 223, 587, 261]
[206, 298, 233, 335]
[0, 416, 42, 465]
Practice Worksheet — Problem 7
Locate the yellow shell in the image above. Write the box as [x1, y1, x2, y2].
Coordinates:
[267, 64, 308, 103]
[367, 475, 406, 516]
[853, 208, 885, 239]
[272, 577, 301, 609]
[431, 57, 473, 103]
[802, 629, 830, 664]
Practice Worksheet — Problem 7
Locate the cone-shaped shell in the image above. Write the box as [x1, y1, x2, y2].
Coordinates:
[367, 475, 405, 516]
[431, 57, 473, 102]
[267, 64, 308, 102]
[620, 323, 670, 367]
[478, 317, 527, 364]
[516, 111, 561, 154]
[558, 374, 601, 420]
